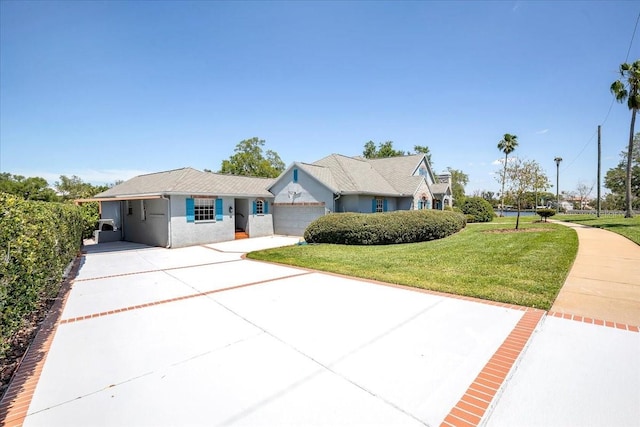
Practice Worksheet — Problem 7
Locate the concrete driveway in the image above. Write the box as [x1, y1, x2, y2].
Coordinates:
[1, 236, 638, 427]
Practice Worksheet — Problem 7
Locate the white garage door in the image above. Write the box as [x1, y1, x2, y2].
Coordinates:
[273, 204, 326, 236]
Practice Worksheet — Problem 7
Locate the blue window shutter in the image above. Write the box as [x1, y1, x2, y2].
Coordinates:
[427, 200, 432, 209]
[264, 201, 269, 214]
[252, 200, 257, 215]
[418, 200, 423, 210]
[215, 198, 223, 221]
[383, 199, 388, 212]
[293, 169, 298, 183]
[371, 198, 376, 213]
[186, 198, 195, 222]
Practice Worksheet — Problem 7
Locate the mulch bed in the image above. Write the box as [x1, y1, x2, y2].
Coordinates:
[0, 298, 56, 400]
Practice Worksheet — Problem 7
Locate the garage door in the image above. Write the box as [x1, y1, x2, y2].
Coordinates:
[273, 204, 326, 236]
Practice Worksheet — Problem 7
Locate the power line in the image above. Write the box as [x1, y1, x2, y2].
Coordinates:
[624, 10, 640, 62]
[561, 9, 639, 174]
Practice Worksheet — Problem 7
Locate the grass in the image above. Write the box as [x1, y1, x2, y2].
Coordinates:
[248, 217, 578, 310]
[554, 214, 640, 245]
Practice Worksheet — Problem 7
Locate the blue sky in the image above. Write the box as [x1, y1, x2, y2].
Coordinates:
[1, 1, 639, 196]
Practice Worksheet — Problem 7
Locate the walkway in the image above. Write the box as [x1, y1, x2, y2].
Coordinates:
[549, 221, 640, 325]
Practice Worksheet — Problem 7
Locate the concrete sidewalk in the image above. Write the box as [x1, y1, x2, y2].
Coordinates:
[1, 227, 639, 427]
[550, 221, 640, 325]
[484, 221, 640, 427]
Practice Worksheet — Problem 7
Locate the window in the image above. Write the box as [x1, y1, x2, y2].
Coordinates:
[252, 199, 269, 215]
[293, 168, 299, 183]
[127, 200, 133, 215]
[186, 197, 223, 223]
[375, 197, 384, 213]
[194, 198, 215, 221]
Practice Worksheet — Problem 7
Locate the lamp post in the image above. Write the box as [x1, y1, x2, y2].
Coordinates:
[554, 157, 562, 212]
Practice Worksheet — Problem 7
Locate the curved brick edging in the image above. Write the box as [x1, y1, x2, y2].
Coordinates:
[0, 255, 83, 427]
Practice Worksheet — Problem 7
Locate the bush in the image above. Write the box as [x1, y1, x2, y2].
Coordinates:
[79, 202, 100, 239]
[0, 193, 83, 360]
[536, 208, 556, 222]
[304, 210, 466, 245]
[460, 197, 495, 223]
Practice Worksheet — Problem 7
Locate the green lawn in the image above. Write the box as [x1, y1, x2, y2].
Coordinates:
[248, 217, 578, 310]
[555, 214, 640, 245]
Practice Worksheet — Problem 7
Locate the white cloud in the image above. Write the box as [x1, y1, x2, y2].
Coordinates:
[492, 156, 518, 166]
[536, 129, 549, 134]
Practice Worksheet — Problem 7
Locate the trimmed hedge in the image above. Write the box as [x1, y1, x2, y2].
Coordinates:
[536, 208, 556, 222]
[0, 193, 83, 360]
[304, 210, 466, 245]
[460, 197, 495, 223]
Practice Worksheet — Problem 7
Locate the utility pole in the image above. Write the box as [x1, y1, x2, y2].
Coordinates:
[597, 125, 601, 217]
[554, 157, 563, 213]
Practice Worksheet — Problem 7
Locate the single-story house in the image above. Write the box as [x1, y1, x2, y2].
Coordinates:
[84, 168, 276, 248]
[85, 153, 452, 247]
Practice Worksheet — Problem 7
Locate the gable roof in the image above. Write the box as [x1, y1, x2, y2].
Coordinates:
[312, 154, 400, 195]
[366, 154, 433, 195]
[94, 167, 274, 199]
[274, 153, 436, 197]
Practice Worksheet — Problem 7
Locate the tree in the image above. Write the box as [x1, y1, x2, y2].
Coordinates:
[500, 158, 549, 230]
[362, 140, 406, 159]
[610, 59, 640, 218]
[497, 133, 519, 216]
[479, 190, 496, 205]
[54, 175, 108, 200]
[0, 173, 58, 201]
[446, 167, 469, 206]
[604, 133, 640, 210]
[412, 145, 433, 166]
[219, 137, 285, 178]
[575, 182, 595, 210]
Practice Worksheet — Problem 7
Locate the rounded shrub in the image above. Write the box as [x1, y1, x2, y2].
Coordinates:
[303, 210, 466, 245]
[459, 197, 494, 223]
[536, 208, 556, 222]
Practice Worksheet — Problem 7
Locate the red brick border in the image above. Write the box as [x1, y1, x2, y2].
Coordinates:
[0, 260, 310, 426]
[0, 256, 82, 427]
[60, 271, 312, 324]
[547, 311, 639, 332]
[440, 309, 545, 427]
[73, 258, 243, 283]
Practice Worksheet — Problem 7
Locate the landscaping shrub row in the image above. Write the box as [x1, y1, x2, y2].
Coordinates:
[0, 192, 83, 360]
[304, 210, 466, 245]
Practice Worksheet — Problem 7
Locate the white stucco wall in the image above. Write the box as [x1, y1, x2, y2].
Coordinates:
[169, 195, 234, 248]
[246, 212, 274, 238]
[271, 166, 335, 209]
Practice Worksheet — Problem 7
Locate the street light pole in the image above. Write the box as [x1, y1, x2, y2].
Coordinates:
[554, 157, 562, 212]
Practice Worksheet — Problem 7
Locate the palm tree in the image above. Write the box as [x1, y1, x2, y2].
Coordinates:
[611, 59, 640, 218]
[497, 133, 518, 217]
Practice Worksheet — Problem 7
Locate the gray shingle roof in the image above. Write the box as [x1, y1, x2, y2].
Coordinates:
[94, 168, 274, 199]
[305, 153, 430, 196]
[431, 183, 451, 195]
